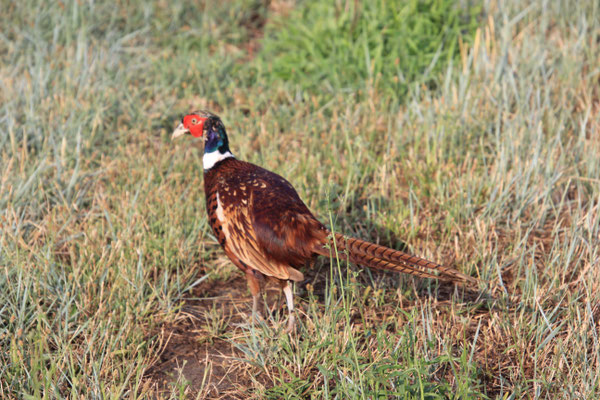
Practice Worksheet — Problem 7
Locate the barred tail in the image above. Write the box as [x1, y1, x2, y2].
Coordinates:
[315, 232, 477, 285]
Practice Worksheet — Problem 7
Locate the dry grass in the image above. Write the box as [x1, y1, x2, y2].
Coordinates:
[1, 0, 599, 399]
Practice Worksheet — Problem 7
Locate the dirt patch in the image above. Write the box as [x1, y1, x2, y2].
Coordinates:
[144, 276, 267, 399]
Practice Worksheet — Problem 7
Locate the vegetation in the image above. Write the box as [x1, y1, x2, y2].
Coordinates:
[0, 0, 598, 398]
[256, 0, 481, 98]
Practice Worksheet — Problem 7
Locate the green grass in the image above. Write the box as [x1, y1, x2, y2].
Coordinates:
[255, 0, 481, 100]
[1, 0, 599, 398]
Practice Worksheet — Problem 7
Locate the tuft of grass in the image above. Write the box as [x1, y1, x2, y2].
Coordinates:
[255, 0, 481, 100]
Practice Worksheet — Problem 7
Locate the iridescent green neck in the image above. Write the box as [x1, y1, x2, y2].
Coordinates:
[203, 118, 234, 170]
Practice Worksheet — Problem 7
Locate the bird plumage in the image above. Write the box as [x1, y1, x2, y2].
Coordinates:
[172, 110, 477, 332]
[204, 157, 322, 282]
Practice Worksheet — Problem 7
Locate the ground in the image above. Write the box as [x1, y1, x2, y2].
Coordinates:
[1, 0, 599, 399]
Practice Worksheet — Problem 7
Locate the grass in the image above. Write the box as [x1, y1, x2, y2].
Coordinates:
[1, 0, 599, 398]
[255, 0, 481, 99]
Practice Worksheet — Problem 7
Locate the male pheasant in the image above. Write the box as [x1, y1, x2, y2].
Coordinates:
[172, 110, 476, 332]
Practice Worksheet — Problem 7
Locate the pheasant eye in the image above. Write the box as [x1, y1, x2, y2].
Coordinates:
[191, 118, 198, 124]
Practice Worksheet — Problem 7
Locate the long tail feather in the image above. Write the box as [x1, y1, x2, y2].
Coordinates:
[315, 232, 477, 285]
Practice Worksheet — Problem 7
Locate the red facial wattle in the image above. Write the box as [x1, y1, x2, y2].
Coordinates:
[183, 115, 206, 137]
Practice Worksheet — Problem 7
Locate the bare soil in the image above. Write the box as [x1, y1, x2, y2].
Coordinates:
[145, 276, 265, 399]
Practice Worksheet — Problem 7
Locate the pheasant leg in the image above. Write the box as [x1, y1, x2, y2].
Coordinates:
[246, 270, 262, 323]
[282, 282, 296, 333]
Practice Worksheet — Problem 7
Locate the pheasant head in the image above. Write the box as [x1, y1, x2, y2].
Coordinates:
[172, 110, 234, 169]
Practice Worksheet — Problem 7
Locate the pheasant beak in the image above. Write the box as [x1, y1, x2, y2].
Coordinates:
[171, 123, 189, 140]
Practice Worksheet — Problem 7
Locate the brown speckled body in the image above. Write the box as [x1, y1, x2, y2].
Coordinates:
[204, 157, 327, 283]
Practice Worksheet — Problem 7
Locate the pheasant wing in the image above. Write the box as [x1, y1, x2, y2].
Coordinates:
[218, 190, 304, 281]
[246, 171, 327, 268]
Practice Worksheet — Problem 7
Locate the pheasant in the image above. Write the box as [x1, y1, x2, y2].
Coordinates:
[172, 110, 477, 332]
